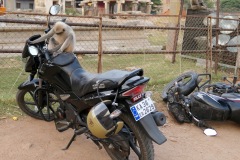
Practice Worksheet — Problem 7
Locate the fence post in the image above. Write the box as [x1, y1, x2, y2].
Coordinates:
[207, 16, 213, 75]
[166, 0, 180, 62]
[98, 16, 103, 73]
[214, 0, 220, 75]
[172, 0, 184, 63]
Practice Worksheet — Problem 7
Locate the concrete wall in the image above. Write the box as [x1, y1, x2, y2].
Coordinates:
[0, 20, 166, 56]
[4, 0, 15, 11]
[34, 0, 51, 13]
[4, 0, 34, 11]
[16, 0, 34, 10]
[0, 27, 151, 52]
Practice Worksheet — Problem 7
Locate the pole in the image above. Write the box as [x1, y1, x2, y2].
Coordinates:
[98, 17, 103, 73]
[166, 0, 180, 62]
[172, 0, 183, 63]
[214, 0, 220, 74]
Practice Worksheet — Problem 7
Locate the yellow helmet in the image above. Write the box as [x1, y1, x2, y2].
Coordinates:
[87, 101, 124, 138]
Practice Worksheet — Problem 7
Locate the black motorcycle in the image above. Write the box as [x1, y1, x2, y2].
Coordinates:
[162, 71, 240, 136]
[162, 72, 240, 100]
[16, 5, 167, 160]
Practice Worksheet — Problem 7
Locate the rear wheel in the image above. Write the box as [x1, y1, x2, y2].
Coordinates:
[16, 88, 59, 120]
[103, 112, 154, 160]
[161, 72, 198, 101]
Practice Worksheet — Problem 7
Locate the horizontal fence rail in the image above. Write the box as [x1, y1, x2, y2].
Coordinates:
[0, 11, 240, 116]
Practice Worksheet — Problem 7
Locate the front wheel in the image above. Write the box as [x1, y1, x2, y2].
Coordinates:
[103, 112, 154, 160]
[16, 89, 59, 120]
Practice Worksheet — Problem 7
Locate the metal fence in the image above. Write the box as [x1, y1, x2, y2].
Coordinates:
[0, 11, 240, 116]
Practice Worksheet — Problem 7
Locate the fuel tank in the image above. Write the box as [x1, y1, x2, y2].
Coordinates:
[221, 93, 240, 123]
[190, 92, 230, 121]
[39, 53, 79, 91]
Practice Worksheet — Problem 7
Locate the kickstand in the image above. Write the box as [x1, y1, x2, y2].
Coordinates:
[62, 127, 87, 150]
[62, 133, 77, 150]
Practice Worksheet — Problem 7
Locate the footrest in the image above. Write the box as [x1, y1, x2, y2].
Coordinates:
[55, 120, 71, 132]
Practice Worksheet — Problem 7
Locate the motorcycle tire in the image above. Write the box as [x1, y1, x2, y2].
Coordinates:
[103, 112, 154, 160]
[16, 89, 56, 120]
[161, 71, 198, 101]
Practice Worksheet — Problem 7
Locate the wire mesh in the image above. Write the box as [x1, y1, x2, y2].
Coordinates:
[0, 11, 239, 116]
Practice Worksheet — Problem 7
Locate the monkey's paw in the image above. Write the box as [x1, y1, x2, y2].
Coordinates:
[27, 40, 33, 44]
[53, 51, 61, 57]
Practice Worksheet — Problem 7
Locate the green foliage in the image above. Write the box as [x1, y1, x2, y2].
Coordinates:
[65, 8, 81, 16]
[184, 0, 215, 9]
[205, 0, 215, 8]
[220, 0, 240, 11]
[0, 54, 230, 116]
[151, 0, 162, 6]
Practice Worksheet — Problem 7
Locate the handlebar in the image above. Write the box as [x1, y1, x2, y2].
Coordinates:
[223, 76, 238, 86]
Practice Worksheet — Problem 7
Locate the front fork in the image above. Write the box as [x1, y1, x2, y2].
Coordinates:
[37, 78, 43, 109]
[33, 78, 55, 121]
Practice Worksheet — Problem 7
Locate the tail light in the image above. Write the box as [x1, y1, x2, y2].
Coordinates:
[122, 84, 145, 102]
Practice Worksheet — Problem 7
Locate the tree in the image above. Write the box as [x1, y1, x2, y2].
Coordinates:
[205, 0, 214, 8]
[151, 0, 161, 6]
[151, 0, 161, 14]
[183, 0, 215, 9]
[220, 0, 240, 12]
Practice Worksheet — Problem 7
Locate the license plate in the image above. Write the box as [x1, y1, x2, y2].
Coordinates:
[130, 97, 156, 121]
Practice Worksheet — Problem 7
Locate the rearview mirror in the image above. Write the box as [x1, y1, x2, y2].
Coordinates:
[204, 128, 217, 136]
[49, 4, 61, 15]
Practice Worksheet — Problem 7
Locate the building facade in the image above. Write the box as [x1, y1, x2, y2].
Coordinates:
[79, 0, 153, 16]
[3, 0, 34, 11]
[34, 0, 81, 13]
[3, 0, 153, 15]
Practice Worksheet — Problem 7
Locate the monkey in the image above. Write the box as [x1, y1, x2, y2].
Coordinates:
[29, 21, 76, 56]
[190, 0, 207, 10]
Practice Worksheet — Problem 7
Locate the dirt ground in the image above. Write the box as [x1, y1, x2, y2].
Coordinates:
[1, 102, 240, 160]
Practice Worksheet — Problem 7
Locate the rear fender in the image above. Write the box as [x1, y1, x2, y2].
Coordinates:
[139, 114, 167, 145]
[120, 99, 167, 145]
[18, 79, 39, 90]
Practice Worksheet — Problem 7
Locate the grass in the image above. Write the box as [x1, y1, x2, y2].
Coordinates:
[0, 54, 229, 117]
[147, 31, 167, 46]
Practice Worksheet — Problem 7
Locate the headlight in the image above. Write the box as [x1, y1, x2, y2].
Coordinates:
[28, 45, 38, 56]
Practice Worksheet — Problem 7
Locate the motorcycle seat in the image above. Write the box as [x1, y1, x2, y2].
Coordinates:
[52, 53, 144, 97]
[70, 67, 142, 97]
[222, 93, 240, 99]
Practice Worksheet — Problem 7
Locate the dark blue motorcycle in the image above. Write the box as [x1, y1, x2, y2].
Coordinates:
[162, 72, 240, 136]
